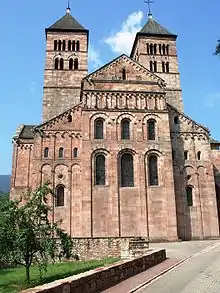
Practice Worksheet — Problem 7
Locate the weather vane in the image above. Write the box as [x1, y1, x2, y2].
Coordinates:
[144, 0, 154, 15]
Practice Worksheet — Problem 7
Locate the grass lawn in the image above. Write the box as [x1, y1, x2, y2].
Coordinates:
[0, 257, 119, 293]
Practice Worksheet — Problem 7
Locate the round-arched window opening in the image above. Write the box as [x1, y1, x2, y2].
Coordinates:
[174, 116, 179, 124]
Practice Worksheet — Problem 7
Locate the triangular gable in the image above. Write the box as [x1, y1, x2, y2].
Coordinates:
[34, 102, 84, 132]
[84, 54, 165, 87]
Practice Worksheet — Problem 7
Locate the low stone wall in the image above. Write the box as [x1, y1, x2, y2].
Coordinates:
[70, 237, 149, 260]
[21, 249, 166, 293]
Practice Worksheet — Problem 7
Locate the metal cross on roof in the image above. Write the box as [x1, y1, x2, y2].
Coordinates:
[144, 0, 154, 15]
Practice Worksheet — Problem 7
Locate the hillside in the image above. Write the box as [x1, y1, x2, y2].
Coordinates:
[0, 175, 11, 193]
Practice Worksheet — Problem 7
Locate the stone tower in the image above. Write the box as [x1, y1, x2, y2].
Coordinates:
[43, 6, 89, 121]
[130, 13, 183, 112]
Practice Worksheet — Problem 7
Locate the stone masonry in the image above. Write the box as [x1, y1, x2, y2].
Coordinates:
[10, 8, 220, 242]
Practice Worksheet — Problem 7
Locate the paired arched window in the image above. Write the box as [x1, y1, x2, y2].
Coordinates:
[94, 118, 104, 139]
[54, 58, 64, 70]
[73, 148, 78, 158]
[197, 151, 201, 160]
[121, 153, 134, 187]
[148, 155, 158, 186]
[95, 154, 106, 185]
[150, 61, 157, 72]
[74, 58, 79, 70]
[59, 147, 64, 158]
[55, 185, 65, 207]
[121, 119, 130, 140]
[68, 58, 78, 69]
[44, 147, 49, 158]
[147, 120, 156, 140]
[186, 186, 193, 207]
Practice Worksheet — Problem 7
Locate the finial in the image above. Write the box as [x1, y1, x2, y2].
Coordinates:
[66, 0, 71, 14]
[144, 0, 154, 19]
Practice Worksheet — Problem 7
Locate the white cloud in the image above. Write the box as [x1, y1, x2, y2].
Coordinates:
[88, 45, 102, 69]
[105, 11, 144, 55]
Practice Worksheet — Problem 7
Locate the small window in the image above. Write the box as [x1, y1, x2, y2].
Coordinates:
[150, 61, 153, 72]
[60, 58, 64, 70]
[159, 44, 162, 55]
[94, 118, 104, 139]
[95, 154, 106, 185]
[197, 151, 201, 160]
[147, 43, 150, 55]
[162, 44, 166, 55]
[166, 45, 169, 55]
[121, 153, 134, 187]
[153, 61, 157, 72]
[54, 40, 58, 51]
[162, 61, 165, 72]
[147, 120, 156, 140]
[148, 155, 159, 186]
[186, 186, 193, 207]
[122, 68, 126, 80]
[59, 147, 64, 158]
[76, 41, 80, 51]
[69, 58, 73, 70]
[55, 185, 64, 207]
[62, 40, 66, 51]
[121, 119, 130, 140]
[174, 116, 179, 124]
[58, 40, 62, 51]
[73, 148, 78, 158]
[184, 150, 188, 160]
[68, 40, 72, 51]
[67, 114, 72, 122]
[55, 58, 59, 70]
[74, 58, 78, 70]
[72, 40, 76, 51]
[154, 44, 157, 54]
[166, 62, 170, 73]
[150, 44, 154, 54]
[44, 147, 49, 158]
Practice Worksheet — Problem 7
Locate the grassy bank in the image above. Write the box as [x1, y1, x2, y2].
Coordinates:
[0, 257, 119, 293]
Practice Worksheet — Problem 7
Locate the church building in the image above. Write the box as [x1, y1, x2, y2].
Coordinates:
[10, 6, 220, 241]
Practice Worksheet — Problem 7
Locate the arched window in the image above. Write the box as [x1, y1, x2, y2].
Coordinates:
[174, 116, 179, 124]
[59, 147, 64, 158]
[186, 186, 193, 207]
[121, 153, 134, 187]
[62, 40, 66, 51]
[54, 40, 58, 51]
[148, 155, 158, 186]
[184, 150, 188, 160]
[58, 40, 62, 51]
[68, 40, 72, 51]
[154, 61, 157, 72]
[74, 58, 78, 70]
[69, 58, 73, 70]
[154, 44, 157, 54]
[162, 61, 165, 72]
[159, 44, 162, 55]
[67, 114, 72, 122]
[72, 40, 76, 51]
[162, 44, 166, 55]
[150, 61, 153, 72]
[60, 58, 64, 70]
[166, 45, 169, 55]
[122, 68, 126, 80]
[44, 147, 49, 158]
[197, 151, 201, 160]
[147, 120, 156, 140]
[95, 154, 106, 185]
[94, 118, 104, 139]
[55, 185, 64, 207]
[150, 44, 154, 54]
[166, 62, 170, 73]
[121, 119, 130, 140]
[73, 148, 78, 158]
[147, 43, 150, 55]
[55, 58, 59, 70]
[76, 41, 80, 51]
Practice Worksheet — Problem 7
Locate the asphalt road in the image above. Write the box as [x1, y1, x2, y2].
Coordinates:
[138, 241, 220, 293]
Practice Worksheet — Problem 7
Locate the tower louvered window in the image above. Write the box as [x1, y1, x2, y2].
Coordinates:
[121, 153, 134, 187]
[148, 155, 158, 186]
[95, 154, 105, 185]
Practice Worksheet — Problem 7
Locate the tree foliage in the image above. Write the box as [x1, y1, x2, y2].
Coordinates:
[215, 40, 220, 55]
[0, 183, 73, 283]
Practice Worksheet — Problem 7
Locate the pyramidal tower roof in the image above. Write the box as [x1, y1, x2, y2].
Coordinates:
[138, 13, 177, 38]
[46, 6, 88, 33]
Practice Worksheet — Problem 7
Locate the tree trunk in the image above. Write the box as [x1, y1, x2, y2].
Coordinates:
[26, 265, 30, 283]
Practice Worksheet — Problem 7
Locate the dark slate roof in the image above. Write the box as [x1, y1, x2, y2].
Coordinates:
[210, 138, 220, 144]
[19, 125, 35, 139]
[139, 17, 177, 37]
[46, 12, 87, 32]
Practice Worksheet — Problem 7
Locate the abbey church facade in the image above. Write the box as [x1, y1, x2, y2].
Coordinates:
[10, 7, 220, 241]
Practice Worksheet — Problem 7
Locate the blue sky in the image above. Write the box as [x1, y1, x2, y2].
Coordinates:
[0, 0, 220, 174]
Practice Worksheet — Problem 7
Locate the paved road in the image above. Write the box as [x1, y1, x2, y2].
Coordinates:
[138, 241, 220, 293]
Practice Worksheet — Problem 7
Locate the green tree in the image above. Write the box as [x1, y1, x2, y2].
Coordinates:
[0, 183, 73, 283]
[215, 40, 220, 55]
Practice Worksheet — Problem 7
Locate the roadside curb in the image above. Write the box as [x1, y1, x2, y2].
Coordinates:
[129, 256, 191, 293]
